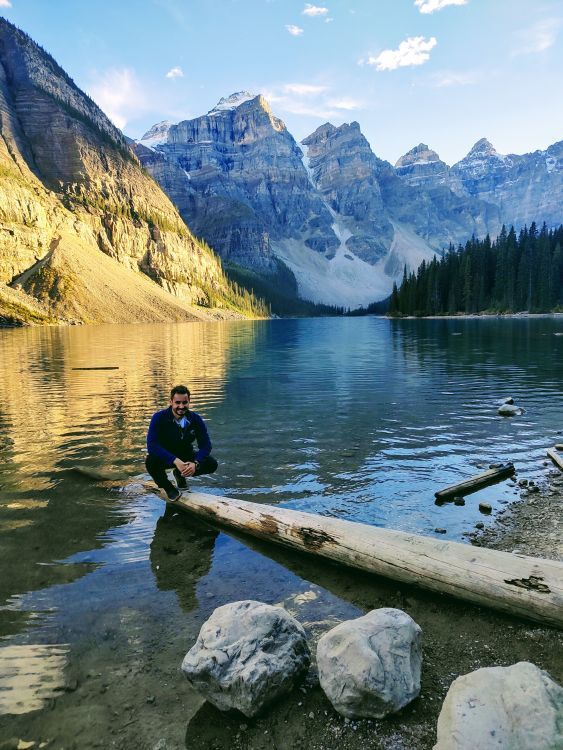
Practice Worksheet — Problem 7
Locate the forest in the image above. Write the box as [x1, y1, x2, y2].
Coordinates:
[389, 223, 563, 316]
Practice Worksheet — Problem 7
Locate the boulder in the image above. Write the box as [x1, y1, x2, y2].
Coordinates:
[316, 607, 422, 718]
[498, 403, 520, 416]
[434, 661, 563, 750]
[181, 600, 310, 717]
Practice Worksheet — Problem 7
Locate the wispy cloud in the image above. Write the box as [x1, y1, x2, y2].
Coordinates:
[283, 83, 328, 95]
[286, 24, 304, 36]
[366, 36, 437, 71]
[263, 83, 364, 120]
[0, 0, 13, 7]
[165, 66, 184, 79]
[302, 3, 329, 17]
[415, 0, 468, 13]
[516, 18, 561, 54]
[431, 70, 478, 87]
[327, 97, 363, 110]
[87, 68, 150, 131]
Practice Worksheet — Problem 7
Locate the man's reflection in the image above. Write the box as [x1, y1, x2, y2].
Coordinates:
[150, 509, 219, 612]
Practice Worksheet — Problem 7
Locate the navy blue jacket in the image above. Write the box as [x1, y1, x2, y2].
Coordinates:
[146, 407, 212, 465]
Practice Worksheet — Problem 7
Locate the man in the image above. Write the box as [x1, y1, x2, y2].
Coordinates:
[146, 385, 218, 501]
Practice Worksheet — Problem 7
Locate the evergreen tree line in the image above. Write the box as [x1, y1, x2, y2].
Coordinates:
[389, 223, 563, 316]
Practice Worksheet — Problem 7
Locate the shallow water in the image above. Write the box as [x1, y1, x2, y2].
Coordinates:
[1, 316, 562, 746]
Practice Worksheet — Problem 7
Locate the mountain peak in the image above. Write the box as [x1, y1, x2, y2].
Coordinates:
[467, 138, 497, 157]
[208, 91, 258, 114]
[395, 143, 441, 168]
[139, 120, 172, 147]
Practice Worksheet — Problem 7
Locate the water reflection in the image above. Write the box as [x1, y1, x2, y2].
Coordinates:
[1, 317, 563, 743]
[0, 644, 68, 715]
[150, 512, 219, 613]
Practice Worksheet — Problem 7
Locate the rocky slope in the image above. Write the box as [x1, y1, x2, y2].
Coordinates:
[450, 137, 563, 230]
[0, 20, 260, 325]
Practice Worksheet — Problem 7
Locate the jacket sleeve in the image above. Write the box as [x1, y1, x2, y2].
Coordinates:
[146, 412, 176, 464]
[193, 414, 212, 462]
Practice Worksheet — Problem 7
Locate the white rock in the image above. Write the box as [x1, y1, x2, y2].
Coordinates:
[434, 661, 563, 750]
[498, 403, 520, 416]
[181, 600, 310, 717]
[316, 607, 422, 718]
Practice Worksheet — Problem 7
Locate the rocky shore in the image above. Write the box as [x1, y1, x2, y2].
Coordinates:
[184, 472, 562, 750]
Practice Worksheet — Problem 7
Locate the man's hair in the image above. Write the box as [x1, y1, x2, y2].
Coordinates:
[170, 384, 191, 399]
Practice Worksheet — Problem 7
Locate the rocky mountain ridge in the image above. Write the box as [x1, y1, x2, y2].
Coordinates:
[135, 92, 561, 307]
[0, 20, 263, 325]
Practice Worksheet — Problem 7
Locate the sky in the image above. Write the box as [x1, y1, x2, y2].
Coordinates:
[1, 0, 562, 165]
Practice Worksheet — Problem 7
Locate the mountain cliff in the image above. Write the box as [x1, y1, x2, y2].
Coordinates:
[0, 20, 264, 325]
[450, 138, 563, 230]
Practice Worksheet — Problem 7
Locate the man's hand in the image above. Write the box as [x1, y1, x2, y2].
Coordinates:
[173, 458, 197, 477]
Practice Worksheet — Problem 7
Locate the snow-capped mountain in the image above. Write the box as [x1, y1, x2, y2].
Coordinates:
[134, 93, 561, 308]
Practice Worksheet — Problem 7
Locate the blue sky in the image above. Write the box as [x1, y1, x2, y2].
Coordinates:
[2, 0, 562, 165]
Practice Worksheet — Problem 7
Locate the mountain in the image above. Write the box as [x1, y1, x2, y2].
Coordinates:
[450, 138, 563, 230]
[0, 20, 265, 325]
[136, 98, 439, 307]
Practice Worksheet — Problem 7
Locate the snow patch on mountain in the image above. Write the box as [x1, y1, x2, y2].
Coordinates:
[208, 91, 257, 114]
[138, 120, 172, 149]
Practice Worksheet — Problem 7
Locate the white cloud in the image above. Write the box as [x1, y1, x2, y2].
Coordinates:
[165, 66, 184, 79]
[415, 0, 468, 13]
[302, 3, 329, 17]
[286, 24, 304, 36]
[327, 97, 363, 110]
[0, 0, 12, 7]
[367, 36, 437, 71]
[517, 18, 561, 54]
[431, 70, 478, 87]
[87, 68, 149, 131]
[283, 83, 328, 95]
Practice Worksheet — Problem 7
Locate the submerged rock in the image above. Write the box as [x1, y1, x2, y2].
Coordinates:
[181, 600, 310, 717]
[434, 661, 563, 749]
[317, 607, 422, 718]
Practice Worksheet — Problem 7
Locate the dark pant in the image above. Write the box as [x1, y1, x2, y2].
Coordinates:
[145, 454, 218, 489]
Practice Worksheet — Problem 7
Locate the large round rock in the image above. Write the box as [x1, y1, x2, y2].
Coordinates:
[317, 607, 422, 718]
[434, 661, 563, 749]
[181, 600, 310, 717]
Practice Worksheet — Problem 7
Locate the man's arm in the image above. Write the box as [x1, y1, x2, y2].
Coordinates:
[192, 414, 212, 463]
[147, 412, 176, 464]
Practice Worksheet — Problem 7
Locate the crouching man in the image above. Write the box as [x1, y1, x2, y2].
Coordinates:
[146, 385, 218, 501]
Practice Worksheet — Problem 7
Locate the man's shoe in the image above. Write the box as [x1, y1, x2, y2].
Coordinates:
[164, 485, 181, 502]
[173, 468, 188, 490]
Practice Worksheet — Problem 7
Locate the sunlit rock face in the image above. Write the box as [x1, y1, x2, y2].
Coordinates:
[0, 19, 243, 325]
[450, 138, 563, 231]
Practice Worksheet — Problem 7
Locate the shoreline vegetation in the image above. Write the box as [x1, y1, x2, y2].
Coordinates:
[388, 223, 563, 318]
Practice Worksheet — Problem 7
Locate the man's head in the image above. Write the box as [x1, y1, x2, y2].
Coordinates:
[169, 385, 191, 419]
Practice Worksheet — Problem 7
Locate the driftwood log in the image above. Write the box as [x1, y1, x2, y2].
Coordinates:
[547, 447, 563, 472]
[434, 464, 515, 501]
[170, 491, 563, 629]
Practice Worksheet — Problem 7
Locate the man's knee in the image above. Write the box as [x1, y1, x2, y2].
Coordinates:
[197, 456, 218, 475]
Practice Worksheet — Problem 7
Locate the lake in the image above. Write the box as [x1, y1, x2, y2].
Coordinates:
[1, 316, 562, 746]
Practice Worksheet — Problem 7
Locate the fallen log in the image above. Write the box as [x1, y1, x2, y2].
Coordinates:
[170, 491, 563, 630]
[547, 447, 563, 472]
[434, 463, 515, 501]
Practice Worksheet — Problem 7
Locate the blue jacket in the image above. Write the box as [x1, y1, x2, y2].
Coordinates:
[146, 407, 212, 465]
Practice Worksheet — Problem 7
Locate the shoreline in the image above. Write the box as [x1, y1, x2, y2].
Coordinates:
[182, 471, 563, 750]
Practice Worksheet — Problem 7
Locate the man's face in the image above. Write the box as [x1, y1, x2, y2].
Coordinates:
[170, 393, 190, 419]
